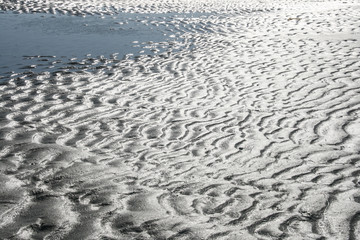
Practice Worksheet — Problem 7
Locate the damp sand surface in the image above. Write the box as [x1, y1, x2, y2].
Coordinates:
[1, 0, 360, 239]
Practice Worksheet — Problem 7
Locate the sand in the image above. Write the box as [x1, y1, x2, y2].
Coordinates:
[1, 0, 360, 239]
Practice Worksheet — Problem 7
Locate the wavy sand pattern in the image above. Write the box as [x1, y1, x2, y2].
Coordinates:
[1, 0, 360, 239]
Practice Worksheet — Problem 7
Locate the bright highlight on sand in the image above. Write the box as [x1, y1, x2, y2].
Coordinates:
[1, 0, 360, 239]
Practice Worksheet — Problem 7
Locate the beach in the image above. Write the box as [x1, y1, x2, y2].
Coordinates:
[1, 0, 360, 239]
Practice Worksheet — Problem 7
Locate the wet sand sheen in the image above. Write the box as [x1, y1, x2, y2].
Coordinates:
[1, 0, 360, 239]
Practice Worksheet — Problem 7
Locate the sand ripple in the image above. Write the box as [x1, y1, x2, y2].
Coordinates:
[1, 0, 360, 239]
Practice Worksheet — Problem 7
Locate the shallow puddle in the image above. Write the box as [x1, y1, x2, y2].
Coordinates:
[0, 11, 210, 80]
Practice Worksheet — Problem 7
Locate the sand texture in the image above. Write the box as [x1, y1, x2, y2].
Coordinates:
[1, 0, 360, 239]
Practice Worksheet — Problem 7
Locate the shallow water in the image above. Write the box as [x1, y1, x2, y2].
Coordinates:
[0, 12, 209, 79]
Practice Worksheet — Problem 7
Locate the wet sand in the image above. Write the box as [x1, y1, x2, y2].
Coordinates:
[1, 0, 360, 239]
